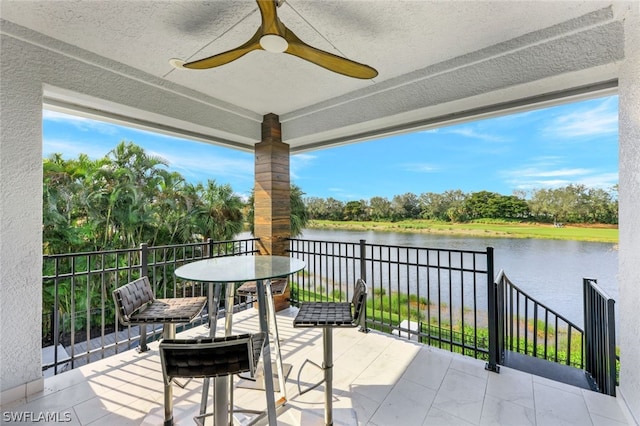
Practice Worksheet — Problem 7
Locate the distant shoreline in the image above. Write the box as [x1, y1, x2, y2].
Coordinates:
[306, 219, 618, 244]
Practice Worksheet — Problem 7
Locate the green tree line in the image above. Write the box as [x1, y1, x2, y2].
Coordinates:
[305, 186, 618, 225]
[43, 141, 308, 255]
[44, 140, 617, 255]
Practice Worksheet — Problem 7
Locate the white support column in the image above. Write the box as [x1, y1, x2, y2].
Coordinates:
[617, 1, 640, 422]
[0, 34, 44, 403]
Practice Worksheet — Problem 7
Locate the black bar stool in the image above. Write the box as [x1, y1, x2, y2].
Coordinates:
[159, 333, 266, 426]
[112, 276, 208, 350]
[293, 279, 368, 426]
[112, 276, 208, 424]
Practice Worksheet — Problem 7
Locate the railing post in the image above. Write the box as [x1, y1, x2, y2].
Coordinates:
[496, 272, 504, 363]
[583, 278, 592, 375]
[140, 243, 148, 278]
[359, 239, 369, 333]
[53, 264, 61, 374]
[606, 297, 617, 396]
[359, 239, 367, 282]
[52, 304, 59, 375]
[138, 243, 149, 352]
[584, 277, 617, 396]
[485, 247, 500, 372]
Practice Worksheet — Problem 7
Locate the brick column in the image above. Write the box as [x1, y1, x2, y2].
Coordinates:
[255, 113, 291, 310]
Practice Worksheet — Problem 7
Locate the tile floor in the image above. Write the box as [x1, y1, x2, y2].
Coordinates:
[1, 308, 635, 426]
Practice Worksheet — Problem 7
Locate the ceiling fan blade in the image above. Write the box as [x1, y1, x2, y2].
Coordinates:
[182, 29, 262, 70]
[283, 28, 378, 79]
[257, 0, 284, 36]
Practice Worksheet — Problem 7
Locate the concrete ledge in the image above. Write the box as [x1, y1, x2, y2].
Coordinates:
[0, 377, 44, 408]
[392, 320, 420, 341]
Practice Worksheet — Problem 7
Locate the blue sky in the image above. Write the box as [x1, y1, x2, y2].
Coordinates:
[43, 95, 618, 201]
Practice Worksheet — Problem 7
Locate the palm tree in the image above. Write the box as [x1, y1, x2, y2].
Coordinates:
[151, 170, 192, 245]
[81, 141, 170, 248]
[43, 153, 108, 253]
[43, 142, 253, 250]
[187, 180, 245, 242]
[43, 155, 79, 254]
[289, 184, 309, 236]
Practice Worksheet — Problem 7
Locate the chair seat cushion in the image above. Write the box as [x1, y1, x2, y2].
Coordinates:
[130, 296, 207, 323]
[293, 302, 354, 327]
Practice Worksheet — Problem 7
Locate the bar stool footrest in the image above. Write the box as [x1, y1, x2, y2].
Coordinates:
[296, 358, 328, 396]
[172, 378, 192, 389]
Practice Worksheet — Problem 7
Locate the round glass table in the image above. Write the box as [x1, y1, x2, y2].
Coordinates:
[175, 255, 305, 284]
[174, 255, 305, 426]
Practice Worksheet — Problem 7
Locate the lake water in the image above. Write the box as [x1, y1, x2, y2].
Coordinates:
[295, 228, 619, 328]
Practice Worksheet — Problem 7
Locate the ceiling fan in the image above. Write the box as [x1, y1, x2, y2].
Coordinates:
[170, 0, 378, 79]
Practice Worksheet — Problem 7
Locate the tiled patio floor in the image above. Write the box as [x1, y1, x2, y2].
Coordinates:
[2, 308, 635, 426]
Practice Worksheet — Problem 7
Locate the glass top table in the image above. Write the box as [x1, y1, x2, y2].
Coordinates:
[174, 255, 305, 426]
[175, 255, 306, 284]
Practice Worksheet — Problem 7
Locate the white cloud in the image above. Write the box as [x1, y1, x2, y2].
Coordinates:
[43, 137, 112, 159]
[293, 154, 317, 162]
[162, 151, 253, 182]
[444, 127, 509, 142]
[492, 109, 539, 122]
[502, 166, 618, 191]
[515, 167, 593, 178]
[543, 96, 618, 139]
[402, 162, 440, 173]
[418, 123, 508, 142]
[574, 172, 619, 189]
[291, 153, 317, 180]
[327, 187, 366, 201]
[513, 179, 570, 190]
[43, 110, 120, 136]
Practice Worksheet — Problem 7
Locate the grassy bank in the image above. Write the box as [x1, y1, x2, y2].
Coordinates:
[307, 219, 618, 243]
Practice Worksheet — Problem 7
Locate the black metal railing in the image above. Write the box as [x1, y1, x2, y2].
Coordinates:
[495, 270, 584, 369]
[43, 236, 616, 392]
[42, 238, 259, 375]
[288, 238, 494, 362]
[583, 278, 618, 396]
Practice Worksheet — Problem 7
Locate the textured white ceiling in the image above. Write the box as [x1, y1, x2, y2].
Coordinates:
[0, 0, 627, 152]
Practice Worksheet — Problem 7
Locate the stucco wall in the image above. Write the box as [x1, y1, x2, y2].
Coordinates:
[618, 1, 640, 422]
[0, 29, 258, 401]
[0, 33, 44, 398]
